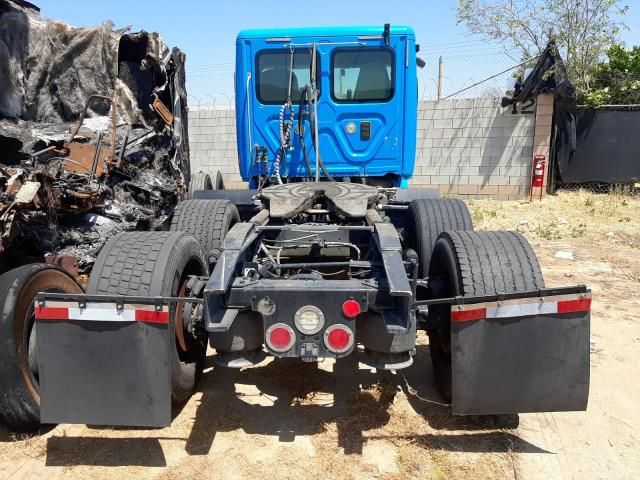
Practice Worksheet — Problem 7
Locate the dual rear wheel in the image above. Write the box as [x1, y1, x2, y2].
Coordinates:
[409, 199, 545, 405]
[88, 199, 240, 401]
[0, 198, 238, 432]
[187, 170, 224, 199]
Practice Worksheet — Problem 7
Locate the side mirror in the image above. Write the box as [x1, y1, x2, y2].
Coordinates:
[416, 57, 426, 69]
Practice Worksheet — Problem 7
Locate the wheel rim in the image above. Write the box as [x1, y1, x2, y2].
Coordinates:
[26, 305, 39, 382]
[175, 278, 192, 353]
[13, 268, 82, 404]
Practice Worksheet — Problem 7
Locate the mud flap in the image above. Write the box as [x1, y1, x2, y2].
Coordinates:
[35, 300, 171, 427]
[450, 292, 591, 415]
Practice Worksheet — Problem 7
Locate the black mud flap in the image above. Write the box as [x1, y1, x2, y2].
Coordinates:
[36, 299, 171, 427]
[451, 292, 591, 415]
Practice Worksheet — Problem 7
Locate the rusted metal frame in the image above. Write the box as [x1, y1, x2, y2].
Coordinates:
[66, 95, 118, 171]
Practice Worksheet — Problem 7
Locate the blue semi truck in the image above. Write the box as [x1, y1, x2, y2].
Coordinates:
[0, 26, 590, 431]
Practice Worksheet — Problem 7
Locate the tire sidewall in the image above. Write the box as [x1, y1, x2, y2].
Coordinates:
[156, 234, 208, 401]
[0, 265, 82, 431]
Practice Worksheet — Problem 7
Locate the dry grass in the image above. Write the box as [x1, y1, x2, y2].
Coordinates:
[467, 190, 640, 248]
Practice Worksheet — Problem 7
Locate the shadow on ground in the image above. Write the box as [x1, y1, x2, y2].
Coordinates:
[45, 437, 167, 467]
[41, 343, 548, 467]
[182, 345, 543, 456]
[0, 424, 54, 443]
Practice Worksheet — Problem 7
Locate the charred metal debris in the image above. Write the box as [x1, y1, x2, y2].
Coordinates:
[0, 0, 191, 279]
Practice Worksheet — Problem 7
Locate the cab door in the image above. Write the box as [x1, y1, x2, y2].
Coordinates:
[317, 39, 405, 183]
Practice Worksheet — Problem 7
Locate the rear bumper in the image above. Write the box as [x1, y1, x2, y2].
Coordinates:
[205, 278, 416, 361]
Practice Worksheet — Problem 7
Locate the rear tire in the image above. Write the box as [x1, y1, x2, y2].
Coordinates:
[409, 199, 473, 277]
[87, 231, 208, 403]
[0, 265, 82, 432]
[170, 199, 239, 267]
[214, 170, 225, 190]
[427, 231, 545, 402]
[187, 171, 214, 199]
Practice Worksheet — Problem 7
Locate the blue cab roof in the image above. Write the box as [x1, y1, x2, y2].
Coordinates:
[237, 26, 415, 40]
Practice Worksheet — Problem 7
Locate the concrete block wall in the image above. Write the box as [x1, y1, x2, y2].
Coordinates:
[413, 98, 536, 199]
[189, 97, 548, 198]
[188, 108, 245, 189]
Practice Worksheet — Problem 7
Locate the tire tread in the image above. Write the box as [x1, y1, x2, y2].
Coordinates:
[440, 230, 545, 296]
[170, 200, 239, 258]
[410, 198, 473, 276]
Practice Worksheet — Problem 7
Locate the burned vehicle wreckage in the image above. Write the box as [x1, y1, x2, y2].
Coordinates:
[0, 0, 191, 280]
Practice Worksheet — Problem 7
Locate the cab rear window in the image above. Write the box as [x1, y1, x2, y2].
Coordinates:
[256, 50, 318, 104]
[332, 49, 394, 102]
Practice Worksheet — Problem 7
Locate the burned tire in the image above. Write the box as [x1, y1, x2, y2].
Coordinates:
[0, 264, 82, 432]
[187, 171, 214, 199]
[170, 199, 239, 267]
[87, 231, 208, 403]
[409, 199, 473, 277]
[427, 231, 545, 403]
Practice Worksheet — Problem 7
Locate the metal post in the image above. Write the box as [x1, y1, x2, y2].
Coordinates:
[437, 56, 443, 101]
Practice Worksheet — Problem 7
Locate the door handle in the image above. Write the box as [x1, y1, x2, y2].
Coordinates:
[360, 121, 371, 141]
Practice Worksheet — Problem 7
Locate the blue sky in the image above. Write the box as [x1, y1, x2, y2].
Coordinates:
[36, 0, 638, 103]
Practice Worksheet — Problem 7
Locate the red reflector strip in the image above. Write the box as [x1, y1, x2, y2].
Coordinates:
[451, 307, 486, 322]
[35, 303, 169, 325]
[35, 306, 69, 321]
[557, 297, 592, 314]
[134, 309, 170, 324]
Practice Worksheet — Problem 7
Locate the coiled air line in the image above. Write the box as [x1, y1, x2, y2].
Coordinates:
[273, 48, 297, 185]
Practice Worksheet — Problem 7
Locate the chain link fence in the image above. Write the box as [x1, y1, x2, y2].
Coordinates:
[419, 50, 523, 100]
[553, 182, 640, 195]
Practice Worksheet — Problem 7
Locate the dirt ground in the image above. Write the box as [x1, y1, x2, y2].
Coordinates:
[0, 190, 638, 480]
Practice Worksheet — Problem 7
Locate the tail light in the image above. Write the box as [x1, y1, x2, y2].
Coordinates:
[324, 324, 354, 353]
[266, 323, 295, 352]
[342, 299, 361, 319]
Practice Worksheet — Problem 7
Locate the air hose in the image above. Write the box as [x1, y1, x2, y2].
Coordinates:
[300, 85, 335, 182]
[274, 101, 295, 184]
[297, 89, 314, 180]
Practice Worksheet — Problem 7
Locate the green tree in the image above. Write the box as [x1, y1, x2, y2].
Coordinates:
[456, 0, 629, 97]
[586, 44, 640, 105]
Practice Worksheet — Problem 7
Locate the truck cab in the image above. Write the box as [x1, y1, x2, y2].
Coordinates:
[235, 26, 418, 188]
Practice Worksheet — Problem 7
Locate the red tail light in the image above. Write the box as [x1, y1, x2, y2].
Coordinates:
[342, 299, 361, 319]
[324, 324, 354, 353]
[266, 323, 295, 352]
